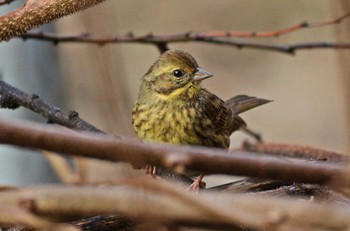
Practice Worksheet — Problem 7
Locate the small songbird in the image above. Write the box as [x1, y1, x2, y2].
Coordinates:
[132, 50, 270, 191]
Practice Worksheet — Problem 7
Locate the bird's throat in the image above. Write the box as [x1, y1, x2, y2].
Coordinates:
[155, 82, 200, 101]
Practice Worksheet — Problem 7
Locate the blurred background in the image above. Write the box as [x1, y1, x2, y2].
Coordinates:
[0, 0, 349, 186]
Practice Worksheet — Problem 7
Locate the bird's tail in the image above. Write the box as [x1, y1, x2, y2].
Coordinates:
[225, 95, 272, 115]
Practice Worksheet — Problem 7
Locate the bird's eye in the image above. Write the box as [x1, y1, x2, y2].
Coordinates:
[172, 69, 184, 78]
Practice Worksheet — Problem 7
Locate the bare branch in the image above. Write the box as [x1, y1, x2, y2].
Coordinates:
[0, 118, 349, 186]
[18, 31, 350, 55]
[0, 0, 15, 6]
[0, 0, 109, 41]
[0, 181, 350, 230]
[198, 10, 350, 38]
[201, 39, 350, 55]
[241, 141, 349, 162]
[0, 80, 109, 135]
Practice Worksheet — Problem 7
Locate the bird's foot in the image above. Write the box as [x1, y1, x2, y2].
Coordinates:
[145, 165, 157, 179]
[186, 175, 206, 193]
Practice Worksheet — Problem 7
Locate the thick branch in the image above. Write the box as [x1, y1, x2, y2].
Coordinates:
[0, 0, 108, 41]
[0, 118, 349, 186]
[1, 182, 350, 231]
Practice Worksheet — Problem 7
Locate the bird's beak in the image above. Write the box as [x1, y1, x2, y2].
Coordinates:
[193, 67, 213, 82]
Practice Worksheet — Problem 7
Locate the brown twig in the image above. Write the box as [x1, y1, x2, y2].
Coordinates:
[0, 80, 108, 135]
[0, 0, 108, 41]
[0, 118, 349, 186]
[197, 10, 350, 38]
[0, 0, 15, 6]
[200, 39, 350, 55]
[18, 31, 350, 55]
[241, 141, 349, 162]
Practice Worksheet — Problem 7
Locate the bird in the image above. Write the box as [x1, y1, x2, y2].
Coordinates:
[132, 49, 270, 191]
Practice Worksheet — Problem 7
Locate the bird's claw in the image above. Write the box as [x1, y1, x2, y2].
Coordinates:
[145, 165, 157, 179]
[186, 175, 206, 193]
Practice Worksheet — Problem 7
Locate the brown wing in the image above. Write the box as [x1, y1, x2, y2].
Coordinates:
[199, 89, 246, 136]
[225, 95, 272, 115]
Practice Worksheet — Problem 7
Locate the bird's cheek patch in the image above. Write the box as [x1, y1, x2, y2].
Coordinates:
[153, 78, 177, 94]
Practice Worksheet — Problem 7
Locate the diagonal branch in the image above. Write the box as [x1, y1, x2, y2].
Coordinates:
[0, 0, 109, 41]
[0, 80, 108, 135]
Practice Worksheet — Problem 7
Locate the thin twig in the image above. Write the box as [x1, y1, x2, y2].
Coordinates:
[200, 39, 350, 55]
[197, 10, 350, 38]
[19, 31, 350, 54]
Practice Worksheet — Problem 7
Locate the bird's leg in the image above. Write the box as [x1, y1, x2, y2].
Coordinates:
[186, 174, 206, 193]
[241, 126, 263, 142]
[145, 165, 157, 179]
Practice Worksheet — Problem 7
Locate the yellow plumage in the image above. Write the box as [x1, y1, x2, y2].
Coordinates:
[132, 50, 269, 149]
[132, 49, 270, 190]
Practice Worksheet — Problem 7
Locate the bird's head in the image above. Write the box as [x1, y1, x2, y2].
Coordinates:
[142, 50, 213, 95]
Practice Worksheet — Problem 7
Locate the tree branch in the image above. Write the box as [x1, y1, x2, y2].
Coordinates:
[0, 118, 349, 187]
[0, 181, 350, 231]
[197, 10, 350, 38]
[18, 31, 350, 55]
[0, 80, 108, 135]
[0, 0, 15, 6]
[241, 141, 349, 162]
[200, 39, 350, 55]
[0, 0, 108, 41]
